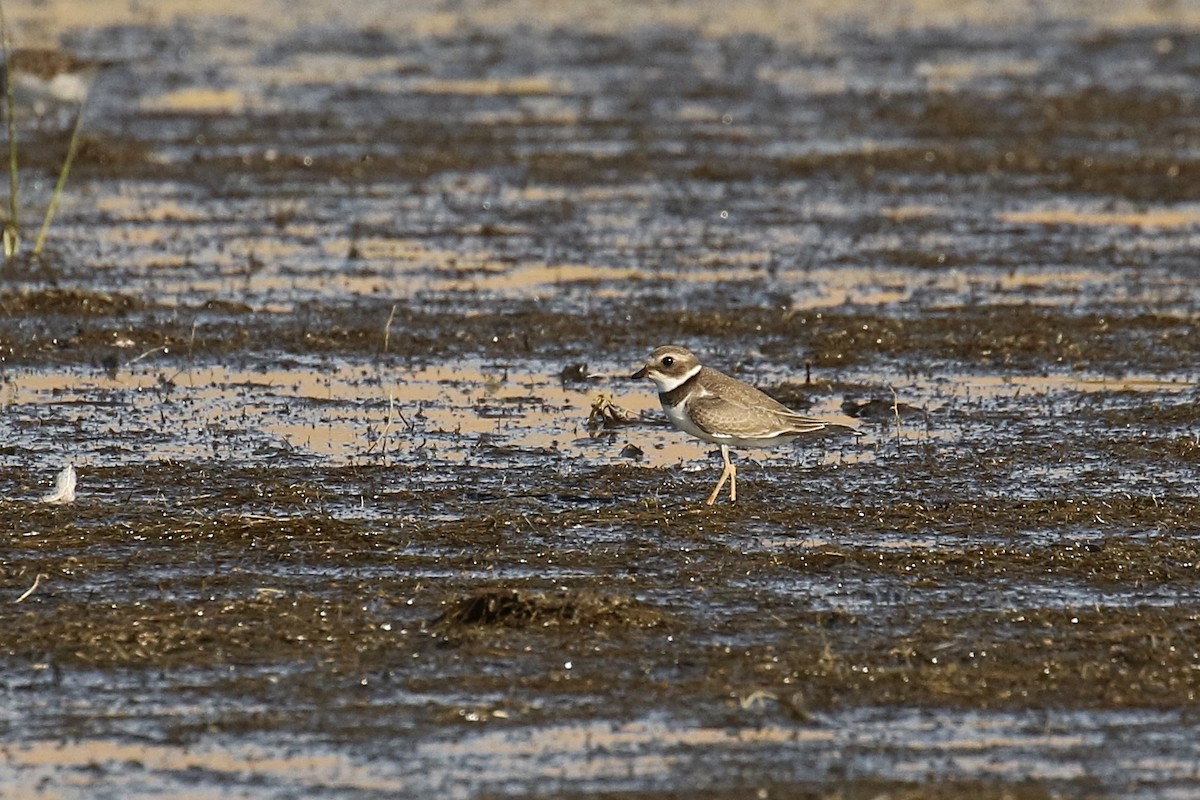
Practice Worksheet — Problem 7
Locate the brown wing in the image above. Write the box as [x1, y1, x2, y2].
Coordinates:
[686, 391, 828, 441]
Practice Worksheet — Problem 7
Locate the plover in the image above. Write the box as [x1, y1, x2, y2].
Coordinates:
[632, 345, 859, 505]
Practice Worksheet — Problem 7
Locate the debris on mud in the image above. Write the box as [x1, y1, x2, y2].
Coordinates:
[586, 393, 647, 430]
[559, 362, 601, 383]
[432, 587, 667, 631]
[842, 396, 929, 421]
[2, 3, 1200, 797]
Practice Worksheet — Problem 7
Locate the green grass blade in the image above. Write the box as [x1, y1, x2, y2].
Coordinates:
[32, 93, 88, 259]
[0, 0, 20, 259]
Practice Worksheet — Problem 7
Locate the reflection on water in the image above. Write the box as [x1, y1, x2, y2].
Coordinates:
[45, 185, 1200, 313]
[3, 2, 1199, 798]
[4, 357, 1192, 479]
[3, 706, 1197, 799]
[3, 357, 869, 471]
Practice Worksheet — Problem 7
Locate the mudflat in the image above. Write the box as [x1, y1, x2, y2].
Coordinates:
[1, 2, 1198, 797]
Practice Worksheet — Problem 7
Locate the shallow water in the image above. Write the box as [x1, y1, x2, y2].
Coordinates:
[5, 705, 1200, 798]
[2, 1, 1200, 798]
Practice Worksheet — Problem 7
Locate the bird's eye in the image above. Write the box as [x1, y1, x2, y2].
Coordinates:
[661, 356, 674, 367]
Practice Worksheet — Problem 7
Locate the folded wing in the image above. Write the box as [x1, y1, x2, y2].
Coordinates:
[687, 392, 829, 441]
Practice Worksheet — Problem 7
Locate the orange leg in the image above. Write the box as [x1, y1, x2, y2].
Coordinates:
[705, 445, 736, 505]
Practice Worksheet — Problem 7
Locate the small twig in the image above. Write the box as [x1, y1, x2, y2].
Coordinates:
[739, 689, 813, 723]
[890, 385, 903, 448]
[15, 573, 48, 603]
[364, 392, 398, 458]
[125, 345, 168, 367]
[164, 319, 200, 386]
[382, 303, 398, 356]
[380, 392, 396, 459]
[185, 318, 198, 386]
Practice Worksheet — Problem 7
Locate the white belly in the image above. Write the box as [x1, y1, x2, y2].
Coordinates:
[664, 400, 718, 444]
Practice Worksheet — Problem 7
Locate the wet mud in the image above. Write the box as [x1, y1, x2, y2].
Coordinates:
[2, 2, 1200, 798]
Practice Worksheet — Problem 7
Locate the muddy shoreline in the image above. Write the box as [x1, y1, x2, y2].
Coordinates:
[3, 287, 1197, 371]
[2, 2, 1200, 797]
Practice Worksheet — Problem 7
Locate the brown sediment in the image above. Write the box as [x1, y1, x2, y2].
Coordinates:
[2, 474, 1197, 712]
[1, 3, 1199, 796]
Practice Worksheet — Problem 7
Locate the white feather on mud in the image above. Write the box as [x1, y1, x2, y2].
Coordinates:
[40, 464, 77, 504]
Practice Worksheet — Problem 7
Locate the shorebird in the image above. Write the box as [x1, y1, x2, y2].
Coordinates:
[632, 345, 859, 505]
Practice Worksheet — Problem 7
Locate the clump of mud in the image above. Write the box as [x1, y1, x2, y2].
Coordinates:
[433, 587, 666, 630]
[0, 287, 143, 316]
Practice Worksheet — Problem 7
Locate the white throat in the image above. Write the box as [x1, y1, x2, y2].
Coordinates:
[652, 363, 701, 393]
